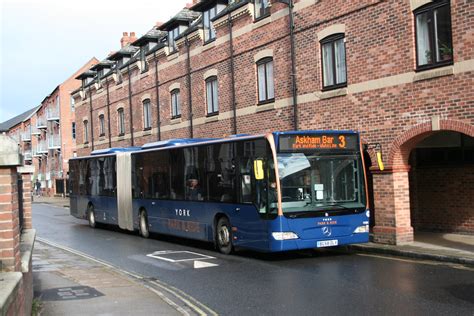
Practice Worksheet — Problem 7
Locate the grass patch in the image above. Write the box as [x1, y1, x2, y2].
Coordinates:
[31, 298, 42, 316]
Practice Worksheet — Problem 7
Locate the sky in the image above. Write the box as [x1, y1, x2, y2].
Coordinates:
[0, 0, 188, 123]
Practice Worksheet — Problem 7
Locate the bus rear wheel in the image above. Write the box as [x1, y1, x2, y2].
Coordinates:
[139, 210, 150, 238]
[216, 217, 233, 255]
[88, 205, 96, 228]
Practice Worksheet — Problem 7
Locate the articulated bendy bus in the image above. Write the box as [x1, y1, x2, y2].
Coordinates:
[69, 131, 370, 253]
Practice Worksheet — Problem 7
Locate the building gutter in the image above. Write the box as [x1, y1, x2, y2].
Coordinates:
[105, 80, 112, 148]
[288, 0, 298, 130]
[127, 64, 135, 146]
[185, 36, 194, 138]
[154, 51, 161, 141]
[228, 13, 237, 135]
[88, 87, 95, 151]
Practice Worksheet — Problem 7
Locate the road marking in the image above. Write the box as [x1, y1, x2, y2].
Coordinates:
[147, 250, 216, 263]
[193, 261, 219, 269]
[36, 237, 218, 316]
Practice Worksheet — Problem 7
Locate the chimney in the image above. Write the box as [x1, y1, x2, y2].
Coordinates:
[155, 21, 163, 28]
[186, 2, 193, 8]
[120, 31, 137, 48]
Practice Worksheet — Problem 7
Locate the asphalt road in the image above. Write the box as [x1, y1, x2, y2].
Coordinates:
[32, 203, 474, 315]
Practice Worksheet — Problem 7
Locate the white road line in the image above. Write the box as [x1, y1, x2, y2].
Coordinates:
[147, 250, 216, 263]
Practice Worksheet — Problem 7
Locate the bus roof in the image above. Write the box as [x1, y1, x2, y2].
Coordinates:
[90, 147, 141, 155]
[141, 138, 217, 150]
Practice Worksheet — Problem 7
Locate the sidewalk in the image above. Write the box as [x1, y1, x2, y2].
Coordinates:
[33, 241, 181, 316]
[347, 232, 474, 266]
[32, 195, 69, 208]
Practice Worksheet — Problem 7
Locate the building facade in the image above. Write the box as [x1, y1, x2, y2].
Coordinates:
[72, 0, 474, 244]
[1, 58, 98, 195]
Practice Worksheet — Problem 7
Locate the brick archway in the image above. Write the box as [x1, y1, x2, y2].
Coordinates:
[387, 120, 474, 168]
[372, 119, 474, 244]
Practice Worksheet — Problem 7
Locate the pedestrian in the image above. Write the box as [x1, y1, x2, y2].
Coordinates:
[35, 179, 42, 197]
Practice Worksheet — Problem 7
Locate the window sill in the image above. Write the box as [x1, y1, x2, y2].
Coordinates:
[253, 14, 272, 30]
[317, 87, 348, 100]
[413, 65, 454, 82]
[170, 117, 182, 125]
[202, 39, 216, 52]
[205, 114, 219, 123]
[142, 128, 152, 136]
[255, 102, 275, 113]
[167, 52, 179, 61]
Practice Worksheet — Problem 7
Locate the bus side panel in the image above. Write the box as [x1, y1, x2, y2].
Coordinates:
[116, 153, 134, 231]
[228, 205, 271, 251]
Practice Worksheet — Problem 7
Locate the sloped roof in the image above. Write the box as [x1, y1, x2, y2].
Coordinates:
[158, 8, 201, 30]
[0, 106, 40, 132]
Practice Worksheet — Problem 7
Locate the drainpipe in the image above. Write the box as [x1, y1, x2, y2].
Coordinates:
[277, 0, 298, 130]
[88, 87, 95, 151]
[154, 51, 161, 141]
[127, 64, 135, 146]
[105, 79, 112, 148]
[228, 13, 237, 135]
[185, 36, 194, 138]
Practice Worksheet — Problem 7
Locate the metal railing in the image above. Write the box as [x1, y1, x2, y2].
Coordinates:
[31, 126, 40, 135]
[36, 116, 47, 129]
[37, 140, 48, 153]
[23, 150, 32, 160]
[46, 106, 60, 121]
[48, 133, 61, 149]
[21, 131, 31, 141]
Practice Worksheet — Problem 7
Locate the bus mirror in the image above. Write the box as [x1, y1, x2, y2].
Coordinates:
[376, 151, 384, 171]
[254, 160, 264, 180]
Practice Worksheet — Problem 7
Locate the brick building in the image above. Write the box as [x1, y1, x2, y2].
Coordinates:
[72, 0, 474, 244]
[0, 58, 98, 195]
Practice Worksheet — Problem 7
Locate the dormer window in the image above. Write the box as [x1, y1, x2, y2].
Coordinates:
[254, 0, 270, 20]
[116, 59, 124, 69]
[168, 27, 180, 53]
[140, 46, 149, 72]
[203, 7, 218, 42]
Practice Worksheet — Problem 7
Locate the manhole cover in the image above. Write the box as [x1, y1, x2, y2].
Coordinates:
[40, 286, 104, 301]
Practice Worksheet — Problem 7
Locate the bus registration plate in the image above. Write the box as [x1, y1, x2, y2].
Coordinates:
[317, 240, 338, 248]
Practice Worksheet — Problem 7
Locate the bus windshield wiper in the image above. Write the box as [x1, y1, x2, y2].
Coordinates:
[316, 203, 352, 210]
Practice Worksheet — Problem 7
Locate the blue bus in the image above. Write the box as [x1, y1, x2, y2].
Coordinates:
[69, 131, 370, 253]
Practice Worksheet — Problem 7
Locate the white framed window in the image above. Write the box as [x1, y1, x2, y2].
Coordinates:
[415, 0, 453, 69]
[171, 89, 181, 119]
[99, 114, 105, 136]
[206, 76, 218, 115]
[321, 33, 347, 90]
[118, 108, 125, 135]
[83, 120, 89, 143]
[143, 99, 152, 129]
[256, 57, 274, 104]
[203, 6, 217, 42]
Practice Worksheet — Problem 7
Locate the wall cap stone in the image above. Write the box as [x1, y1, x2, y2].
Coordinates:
[0, 134, 22, 167]
[0, 272, 22, 315]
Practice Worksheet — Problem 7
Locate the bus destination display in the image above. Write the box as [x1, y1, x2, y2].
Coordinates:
[279, 134, 358, 152]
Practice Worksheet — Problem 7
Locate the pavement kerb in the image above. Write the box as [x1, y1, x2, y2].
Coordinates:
[345, 244, 474, 267]
[35, 237, 218, 316]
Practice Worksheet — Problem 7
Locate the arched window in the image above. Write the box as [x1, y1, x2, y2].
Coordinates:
[256, 57, 274, 104]
[171, 89, 181, 119]
[414, 0, 452, 70]
[117, 108, 125, 136]
[320, 33, 347, 90]
[143, 99, 152, 130]
[206, 76, 218, 115]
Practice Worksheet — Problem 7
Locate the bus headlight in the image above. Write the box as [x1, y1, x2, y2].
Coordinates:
[272, 232, 299, 240]
[354, 225, 369, 233]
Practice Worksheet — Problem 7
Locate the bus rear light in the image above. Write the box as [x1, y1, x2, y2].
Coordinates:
[354, 225, 369, 233]
[272, 232, 299, 240]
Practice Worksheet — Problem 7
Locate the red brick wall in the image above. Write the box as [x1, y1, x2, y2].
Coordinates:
[410, 165, 474, 234]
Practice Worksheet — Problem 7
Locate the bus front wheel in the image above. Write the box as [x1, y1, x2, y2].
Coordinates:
[88, 205, 96, 228]
[216, 217, 233, 255]
[139, 210, 150, 238]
